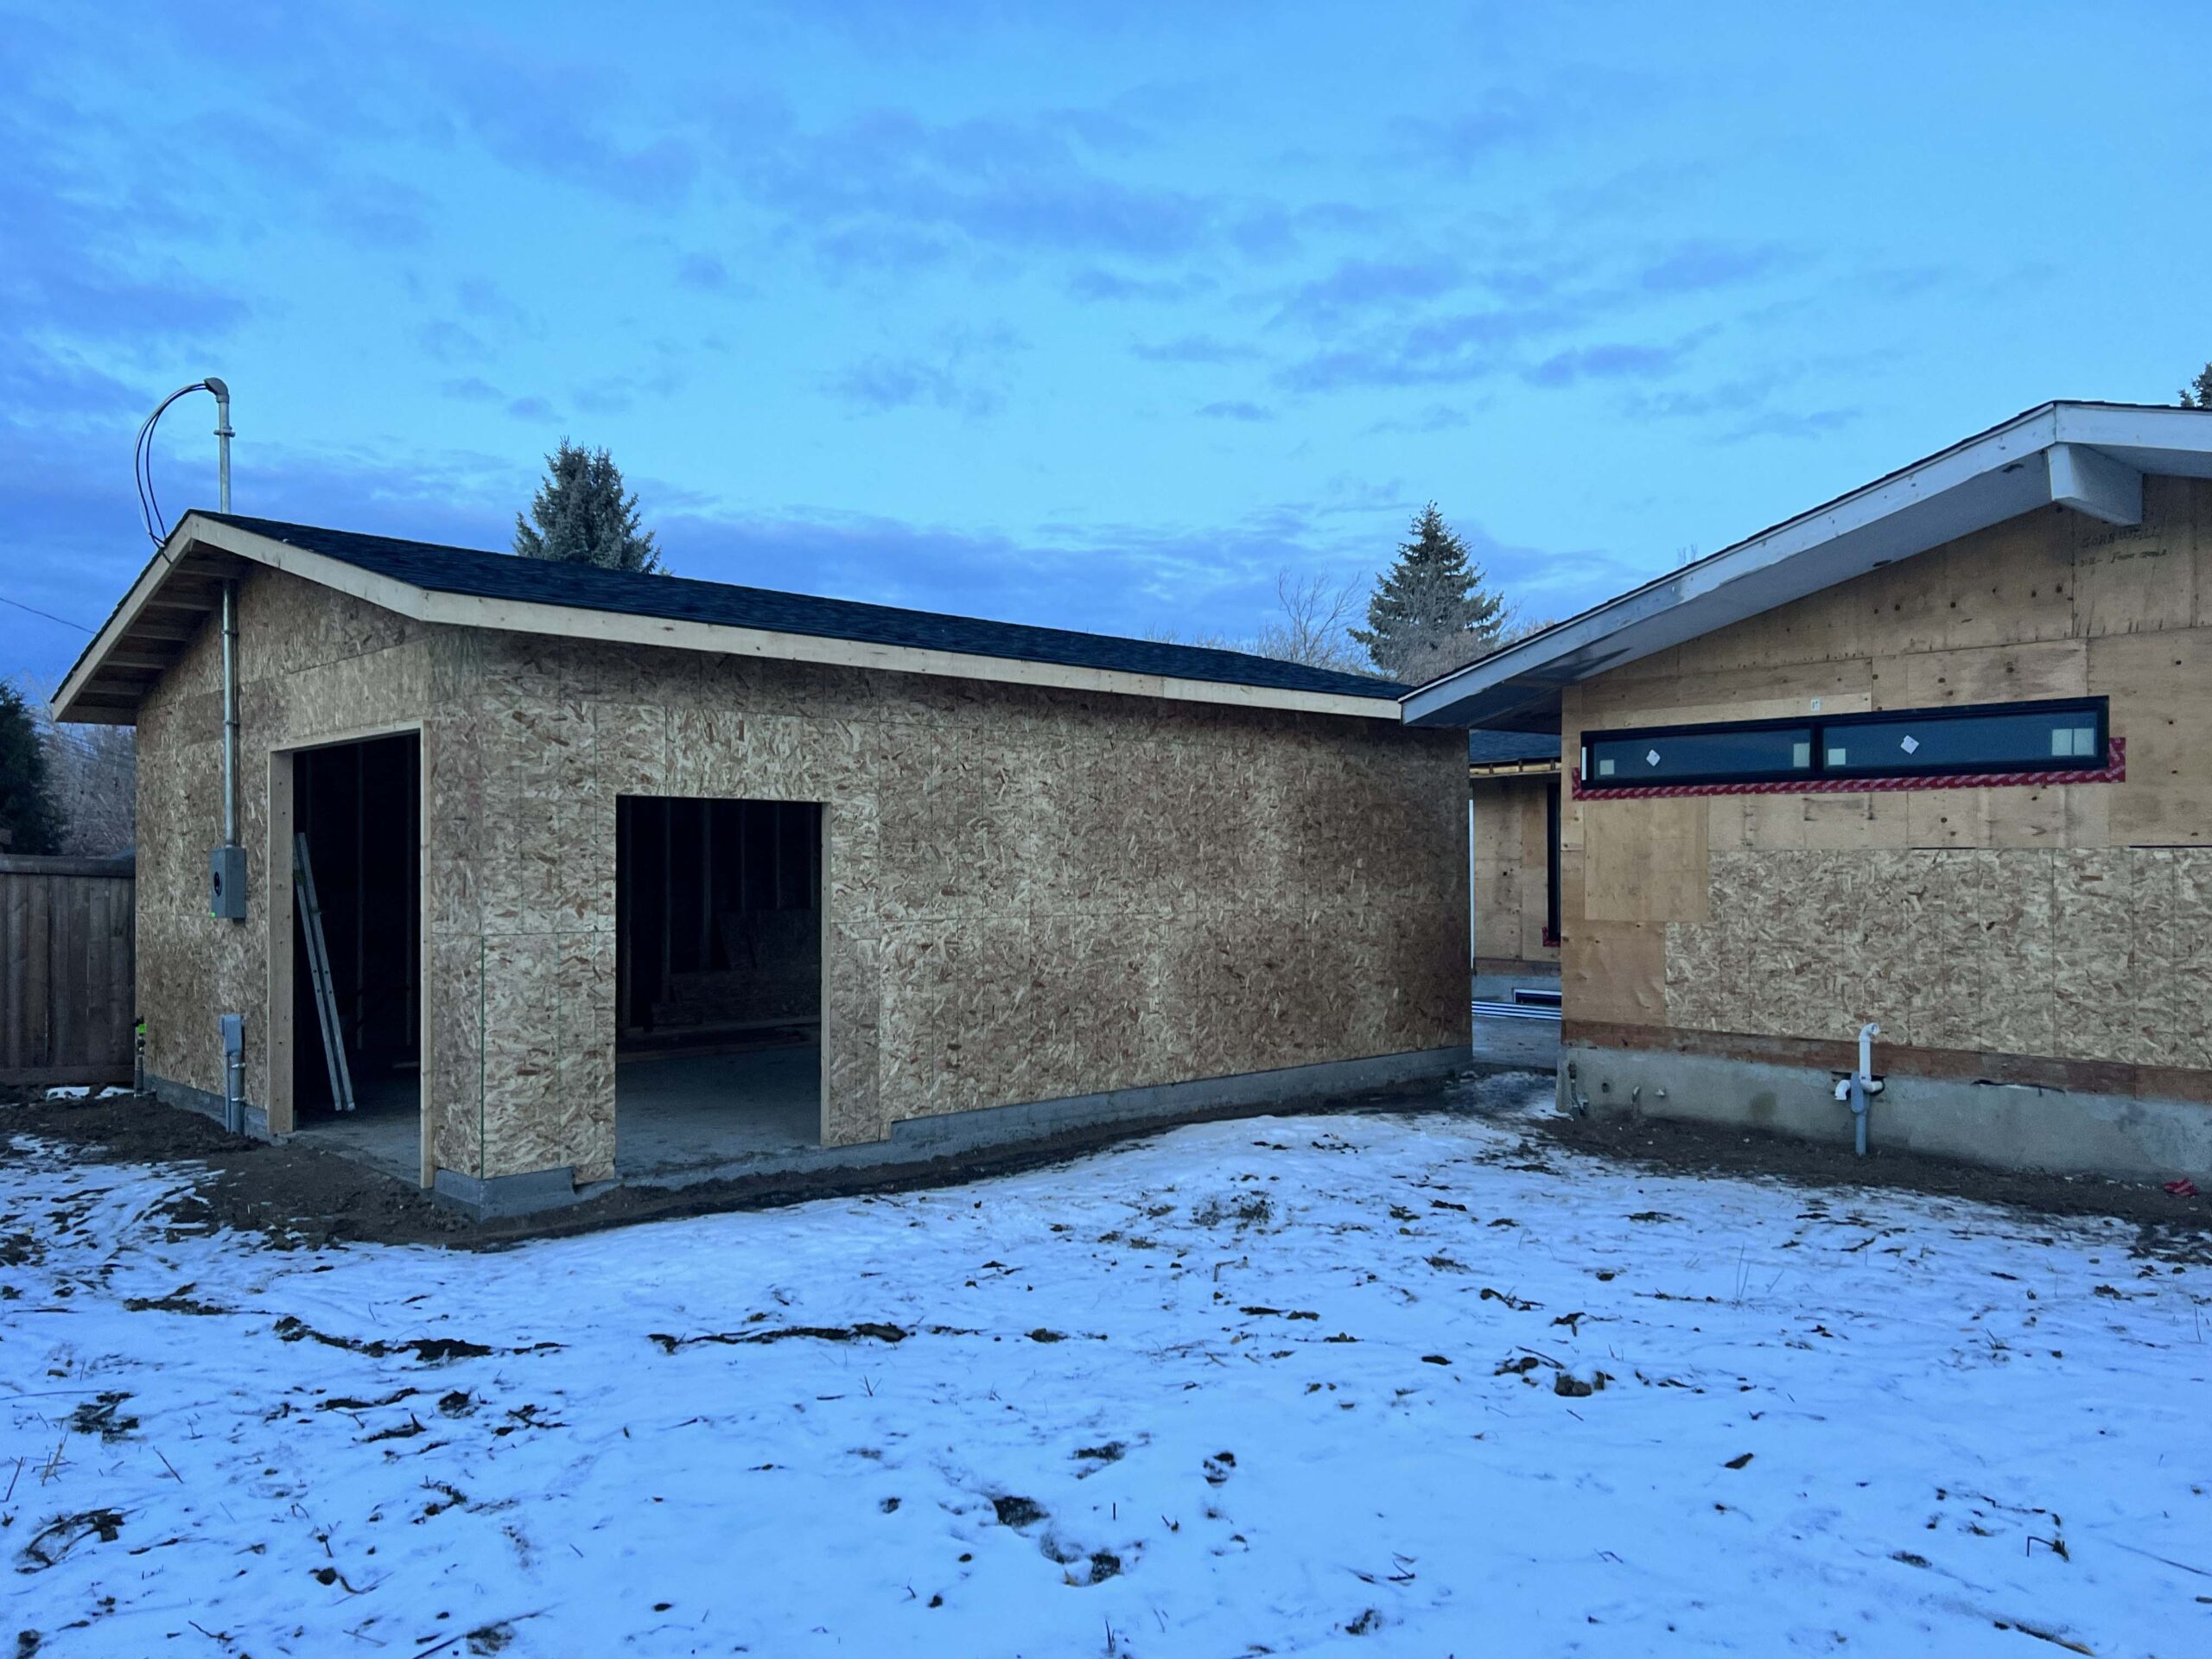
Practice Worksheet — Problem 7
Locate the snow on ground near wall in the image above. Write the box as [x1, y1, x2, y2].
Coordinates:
[4, 1084, 2209, 1657]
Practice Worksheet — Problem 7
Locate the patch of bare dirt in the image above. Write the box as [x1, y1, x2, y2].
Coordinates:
[1, 1094, 480, 1249]
[3, 1074, 1478, 1250]
[1533, 1109, 2212, 1263]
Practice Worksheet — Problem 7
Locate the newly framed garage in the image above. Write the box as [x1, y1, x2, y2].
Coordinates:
[56, 513, 1471, 1214]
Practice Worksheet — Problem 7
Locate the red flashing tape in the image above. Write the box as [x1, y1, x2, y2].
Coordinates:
[1572, 739, 2125, 801]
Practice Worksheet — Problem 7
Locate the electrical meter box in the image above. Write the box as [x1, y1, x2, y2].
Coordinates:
[210, 844, 247, 919]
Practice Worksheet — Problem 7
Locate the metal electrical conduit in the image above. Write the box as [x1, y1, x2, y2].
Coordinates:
[135, 377, 238, 861]
[137, 378, 247, 1125]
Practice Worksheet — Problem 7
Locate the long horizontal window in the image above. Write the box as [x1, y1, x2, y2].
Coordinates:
[1586, 724, 1812, 784]
[1580, 697, 2108, 788]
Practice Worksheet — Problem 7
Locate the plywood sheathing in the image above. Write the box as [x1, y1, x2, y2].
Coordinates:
[139, 568, 1467, 1191]
[1470, 772, 1559, 969]
[136, 572, 435, 1117]
[1561, 477, 2212, 1080]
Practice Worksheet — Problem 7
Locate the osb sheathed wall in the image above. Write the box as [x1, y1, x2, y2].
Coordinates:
[1561, 477, 2212, 1079]
[138, 569, 1468, 1186]
[435, 631, 1467, 1183]
[136, 571, 431, 1115]
[1470, 774, 1558, 972]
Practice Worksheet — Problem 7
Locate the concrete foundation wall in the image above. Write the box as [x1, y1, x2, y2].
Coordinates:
[137, 568, 1469, 1192]
[436, 1044, 1471, 1217]
[1563, 1039, 2212, 1183]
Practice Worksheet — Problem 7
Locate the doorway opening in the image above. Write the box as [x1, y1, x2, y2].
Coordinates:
[615, 797, 823, 1177]
[288, 731, 422, 1182]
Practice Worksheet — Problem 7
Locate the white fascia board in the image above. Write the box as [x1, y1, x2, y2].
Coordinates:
[62, 514, 1401, 725]
[2051, 402, 2212, 468]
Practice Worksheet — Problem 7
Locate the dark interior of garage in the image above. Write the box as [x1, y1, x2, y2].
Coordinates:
[289, 733, 420, 1172]
[615, 797, 823, 1174]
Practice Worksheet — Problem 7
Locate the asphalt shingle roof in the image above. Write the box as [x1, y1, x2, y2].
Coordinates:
[204, 513, 1407, 702]
[1467, 729, 1560, 765]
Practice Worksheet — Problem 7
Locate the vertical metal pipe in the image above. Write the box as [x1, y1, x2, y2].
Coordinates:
[210, 380, 232, 513]
[211, 378, 239, 854]
[220, 582, 239, 847]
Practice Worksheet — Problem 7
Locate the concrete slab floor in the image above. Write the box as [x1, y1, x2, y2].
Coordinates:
[616, 1044, 821, 1180]
[291, 1074, 420, 1185]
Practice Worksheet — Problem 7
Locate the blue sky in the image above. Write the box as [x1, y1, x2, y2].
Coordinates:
[6, 0, 2209, 694]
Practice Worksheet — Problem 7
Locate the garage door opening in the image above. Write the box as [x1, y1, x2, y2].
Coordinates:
[616, 797, 823, 1177]
[287, 732, 422, 1182]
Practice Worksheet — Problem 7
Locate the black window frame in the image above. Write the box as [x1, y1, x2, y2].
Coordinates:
[1579, 696, 2109, 789]
[1542, 776, 1561, 946]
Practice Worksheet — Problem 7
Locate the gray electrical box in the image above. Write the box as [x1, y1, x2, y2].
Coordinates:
[210, 844, 247, 919]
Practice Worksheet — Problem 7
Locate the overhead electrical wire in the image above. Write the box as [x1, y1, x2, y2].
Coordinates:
[134, 379, 218, 548]
[0, 593, 94, 632]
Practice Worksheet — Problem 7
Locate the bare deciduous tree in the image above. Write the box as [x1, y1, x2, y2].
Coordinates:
[31, 695, 136, 856]
[1252, 572, 1370, 674]
[1496, 609, 1560, 647]
[1147, 570, 1383, 677]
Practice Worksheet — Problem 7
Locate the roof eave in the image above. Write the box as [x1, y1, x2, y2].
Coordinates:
[1402, 401, 2212, 730]
[57, 512, 1403, 725]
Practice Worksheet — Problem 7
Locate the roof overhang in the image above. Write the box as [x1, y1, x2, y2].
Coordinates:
[56, 514, 1402, 724]
[1402, 402, 2212, 730]
[1468, 757, 1560, 780]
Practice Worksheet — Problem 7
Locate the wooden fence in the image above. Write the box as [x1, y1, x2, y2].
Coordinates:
[0, 853, 136, 1091]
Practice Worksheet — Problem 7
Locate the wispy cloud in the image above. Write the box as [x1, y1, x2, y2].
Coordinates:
[1364, 402, 1473, 435]
[1718, 406, 1861, 442]
[1275, 297, 1593, 391]
[1130, 334, 1261, 365]
[1275, 256, 1467, 327]
[1389, 93, 1559, 168]
[1196, 400, 1271, 422]
[676, 251, 732, 291]
[1637, 239, 1795, 295]
[719, 105, 1225, 276]
[1522, 340, 1686, 388]
[416, 320, 493, 365]
[825, 327, 1021, 418]
[1070, 267, 1218, 303]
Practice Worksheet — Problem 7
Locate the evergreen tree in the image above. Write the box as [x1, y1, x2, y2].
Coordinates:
[0, 683, 62, 855]
[1351, 503, 1506, 683]
[2182, 363, 2212, 409]
[514, 441, 664, 573]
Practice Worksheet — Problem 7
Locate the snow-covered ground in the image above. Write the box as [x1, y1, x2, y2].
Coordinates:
[5, 1083, 2207, 1657]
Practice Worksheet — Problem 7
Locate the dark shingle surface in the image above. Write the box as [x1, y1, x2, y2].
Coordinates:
[1467, 729, 1560, 765]
[203, 514, 1406, 701]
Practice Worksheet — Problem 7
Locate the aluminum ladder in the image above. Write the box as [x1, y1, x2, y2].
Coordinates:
[294, 830, 357, 1113]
